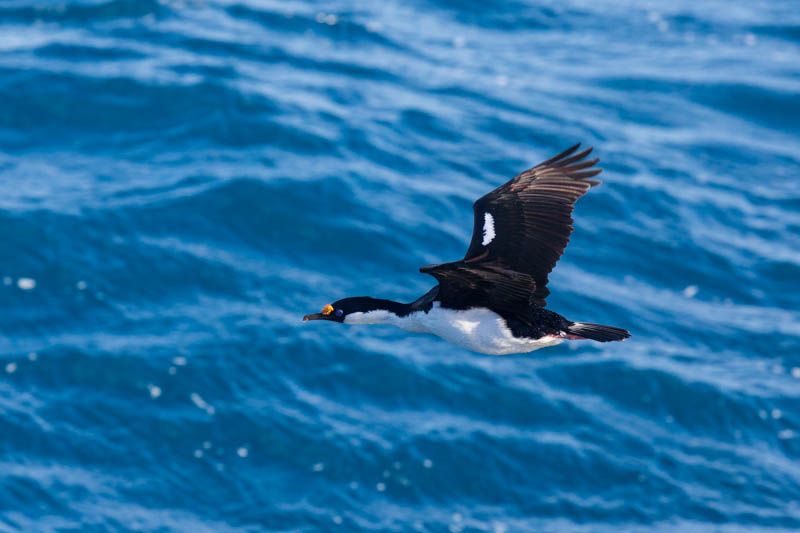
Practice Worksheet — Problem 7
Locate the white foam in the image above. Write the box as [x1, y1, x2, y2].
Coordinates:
[315, 12, 338, 25]
[190, 393, 206, 408]
[17, 278, 35, 290]
[190, 393, 214, 415]
[492, 521, 508, 533]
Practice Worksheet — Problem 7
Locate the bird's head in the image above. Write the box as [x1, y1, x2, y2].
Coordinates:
[302, 297, 402, 324]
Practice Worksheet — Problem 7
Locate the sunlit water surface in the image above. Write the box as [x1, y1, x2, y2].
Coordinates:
[1, 0, 799, 531]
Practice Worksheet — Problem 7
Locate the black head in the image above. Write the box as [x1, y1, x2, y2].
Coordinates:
[302, 297, 403, 323]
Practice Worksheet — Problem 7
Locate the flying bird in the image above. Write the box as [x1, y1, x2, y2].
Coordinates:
[304, 144, 630, 354]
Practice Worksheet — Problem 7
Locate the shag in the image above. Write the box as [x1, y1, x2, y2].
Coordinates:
[303, 144, 630, 355]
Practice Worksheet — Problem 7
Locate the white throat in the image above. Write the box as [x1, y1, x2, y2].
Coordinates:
[343, 309, 401, 326]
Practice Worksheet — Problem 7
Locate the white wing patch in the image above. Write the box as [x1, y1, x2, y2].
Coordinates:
[481, 212, 496, 246]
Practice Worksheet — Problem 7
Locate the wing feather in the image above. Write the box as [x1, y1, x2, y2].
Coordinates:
[461, 144, 601, 305]
[420, 261, 545, 314]
[421, 144, 602, 309]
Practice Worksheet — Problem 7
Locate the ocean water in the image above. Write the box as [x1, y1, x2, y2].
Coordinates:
[1, 0, 799, 531]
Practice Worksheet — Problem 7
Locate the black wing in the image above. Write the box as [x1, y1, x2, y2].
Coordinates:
[422, 144, 601, 308]
[419, 262, 540, 313]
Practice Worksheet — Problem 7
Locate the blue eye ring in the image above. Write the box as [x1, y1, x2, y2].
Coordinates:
[335, 309, 344, 317]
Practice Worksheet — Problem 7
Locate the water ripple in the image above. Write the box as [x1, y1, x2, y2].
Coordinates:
[1, 0, 799, 531]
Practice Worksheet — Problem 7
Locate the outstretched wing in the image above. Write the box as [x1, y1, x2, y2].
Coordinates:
[461, 143, 601, 304]
[421, 144, 601, 309]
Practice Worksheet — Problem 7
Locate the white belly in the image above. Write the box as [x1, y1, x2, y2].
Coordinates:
[394, 304, 565, 355]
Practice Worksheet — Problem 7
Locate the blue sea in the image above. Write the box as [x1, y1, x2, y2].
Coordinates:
[1, 0, 799, 531]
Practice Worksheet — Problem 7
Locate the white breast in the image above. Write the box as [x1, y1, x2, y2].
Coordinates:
[393, 303, 564, 355]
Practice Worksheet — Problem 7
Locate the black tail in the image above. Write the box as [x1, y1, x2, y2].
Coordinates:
[567, 322, 630, 342]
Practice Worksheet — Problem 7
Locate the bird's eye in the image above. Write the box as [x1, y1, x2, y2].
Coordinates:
[335, 309, 344, 317]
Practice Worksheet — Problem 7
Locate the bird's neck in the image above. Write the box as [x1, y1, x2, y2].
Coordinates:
[342, 299, 413, 326]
